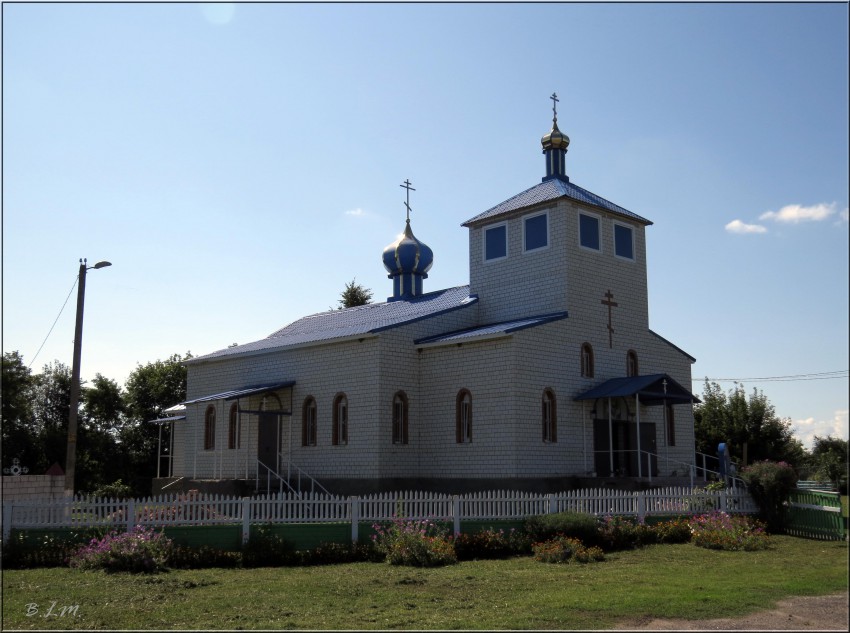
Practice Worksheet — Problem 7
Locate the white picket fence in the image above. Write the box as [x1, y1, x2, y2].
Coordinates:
[2, 486, 757, 544]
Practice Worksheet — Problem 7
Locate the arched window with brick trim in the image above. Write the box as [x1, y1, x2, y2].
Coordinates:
[392, 391, 409, 445]
[626, 350, 639, 377]
[302, 397, 317, 447]
[332, 393, 348, 445]
[581, 343, 595, 378]
[204, 405, 216, 450]
[456, 389, 472, 443]
[542, 388, 557, 443]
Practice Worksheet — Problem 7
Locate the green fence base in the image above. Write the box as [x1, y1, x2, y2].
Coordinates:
[163, 525, 243, 551]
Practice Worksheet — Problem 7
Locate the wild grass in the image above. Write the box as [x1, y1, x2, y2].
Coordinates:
[3, 535, 846, 630]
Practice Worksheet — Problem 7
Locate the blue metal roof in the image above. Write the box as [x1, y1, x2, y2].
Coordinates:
[573, 373, 699, 405]
[183, 381, 296, 404]
[415, 312, 568, 346]
[463, 177, 652, 227]
[189, 286, 478, 363]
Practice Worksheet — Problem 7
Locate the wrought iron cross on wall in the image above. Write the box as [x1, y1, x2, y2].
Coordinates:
[601, 289, 618, 348]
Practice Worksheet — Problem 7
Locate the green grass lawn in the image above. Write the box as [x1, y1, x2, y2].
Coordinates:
[3, 536, 847, 630]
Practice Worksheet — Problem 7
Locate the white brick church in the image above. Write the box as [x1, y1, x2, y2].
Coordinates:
[157, 98, 700, 495]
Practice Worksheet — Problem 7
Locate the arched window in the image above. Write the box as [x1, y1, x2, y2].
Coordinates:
[392, 392, 409, 445]
[581, 343, 594, 378]
[332, 393, 348, 445]
[204, 405, 216, 450]
[626, 350, 639, 377]
[456, 389, 472, 443]
[542, 389, 557, 443]
[228, 403, 240, 449]
[302, 397, 317, 447]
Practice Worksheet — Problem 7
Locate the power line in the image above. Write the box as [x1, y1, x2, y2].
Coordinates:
[693, 370, 848, 383]
[28, 275, 78, 369]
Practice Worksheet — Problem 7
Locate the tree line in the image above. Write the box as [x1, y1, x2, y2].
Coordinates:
[2, 350, 189, 497]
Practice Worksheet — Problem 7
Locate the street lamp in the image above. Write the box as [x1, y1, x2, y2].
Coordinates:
[64, 258, 111, 496]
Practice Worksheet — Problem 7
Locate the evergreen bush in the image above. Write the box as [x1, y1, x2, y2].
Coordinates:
[740, 460, 798, 532]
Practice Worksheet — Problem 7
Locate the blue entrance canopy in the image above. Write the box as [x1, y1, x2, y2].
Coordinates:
[183, 380, 296, 405]
[573, 373, 699, 406]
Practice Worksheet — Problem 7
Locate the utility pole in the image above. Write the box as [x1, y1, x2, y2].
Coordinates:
[64, 258, 111, 496]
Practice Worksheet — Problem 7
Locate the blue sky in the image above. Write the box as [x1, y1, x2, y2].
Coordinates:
[3, 2, 848, 449]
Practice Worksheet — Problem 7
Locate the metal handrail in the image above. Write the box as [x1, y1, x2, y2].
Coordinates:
[278, 453, 330, 496]
[255, 460, 295, 496]
[160, 477, 185, 491]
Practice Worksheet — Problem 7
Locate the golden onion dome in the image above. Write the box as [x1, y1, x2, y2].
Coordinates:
[541, 120, 570, 151]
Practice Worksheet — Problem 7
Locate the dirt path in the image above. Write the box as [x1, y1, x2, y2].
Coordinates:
[614, 591, 849, 630]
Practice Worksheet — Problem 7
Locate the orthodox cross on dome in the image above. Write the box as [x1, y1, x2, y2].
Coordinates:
[601, 289, 619, 348]
[400, 179, 416, 222]
[550, 92, 559, 123]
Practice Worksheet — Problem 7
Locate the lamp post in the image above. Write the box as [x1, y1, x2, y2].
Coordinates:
[64, 258, 111, 496]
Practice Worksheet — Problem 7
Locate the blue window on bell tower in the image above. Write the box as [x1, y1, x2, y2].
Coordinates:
[523, 212, 548, 252]
[484, 223, 507, 261]
[614, 223, 634, 260]
[579, 213, 600, 251]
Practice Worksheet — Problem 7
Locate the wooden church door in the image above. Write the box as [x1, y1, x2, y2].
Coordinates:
[257, 413, 278, 472]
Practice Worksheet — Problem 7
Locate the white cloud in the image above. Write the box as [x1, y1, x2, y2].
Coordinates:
[837, 207, 849, 225]
[792, 409, 849, 450]
[345, 208, 366, 217]
[725, 219, 767, 234]
[759, 202, 837, 224]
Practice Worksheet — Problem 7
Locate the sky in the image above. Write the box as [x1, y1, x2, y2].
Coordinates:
[3, 2, 848, 450]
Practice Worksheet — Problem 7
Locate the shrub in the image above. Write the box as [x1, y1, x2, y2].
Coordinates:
[650, 518, 692, 544]
[169, 545, 241, 569]
[2, 529, 109, 569]
[371, 517, 457, 567]
[688, 511, 770, 551]
[69, 526, 173, 573]
[454, 528, 531, 560]
[242, 525, 297, 567]
[89, 479, 134, 499]
[598, 515, 654, 551]
[532, 536, 605, 564]
[740, 460, 798, 532]
[523, 511, 601, 547]
[300, 541, 383, 566]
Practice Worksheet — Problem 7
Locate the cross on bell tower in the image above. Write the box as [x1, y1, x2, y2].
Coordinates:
[541, 92, 570, 182]
[400, 179, 416, 223]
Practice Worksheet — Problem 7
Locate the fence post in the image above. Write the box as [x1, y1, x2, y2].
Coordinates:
[452, 496, 461, 535]
[636, 492, 646, 523]
[719, 491, 728, 513]
[125, 500, 136, 532]
[547, 493, 556, 515]
[2, 501, 13, 541]
[241, 498, 251, 546]
[351, 496, 360, 543]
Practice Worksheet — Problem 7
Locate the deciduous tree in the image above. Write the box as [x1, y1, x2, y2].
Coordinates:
[694, 380, 805, 469]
